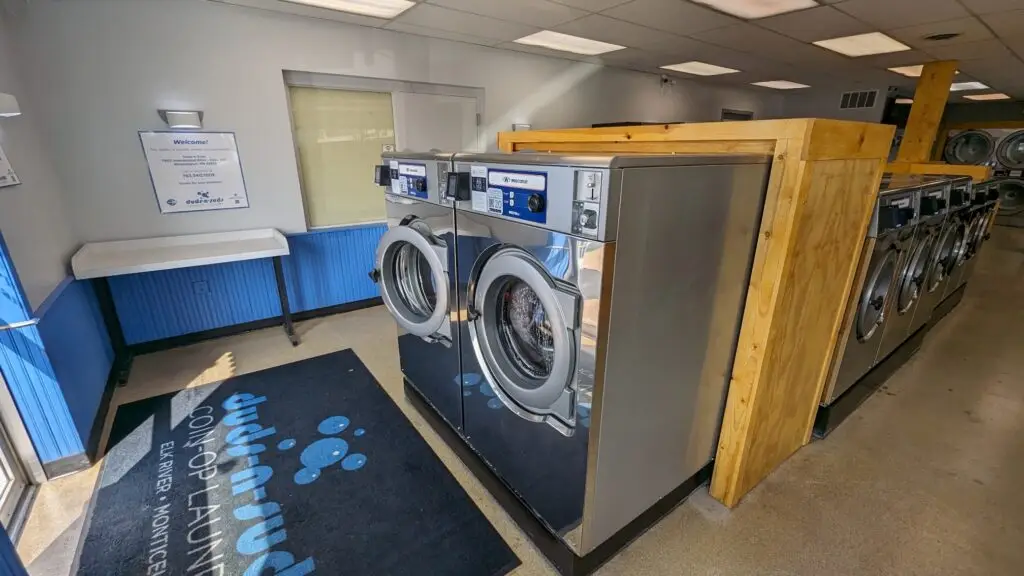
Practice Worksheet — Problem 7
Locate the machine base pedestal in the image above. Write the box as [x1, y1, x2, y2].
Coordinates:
[932, 284, 966, 325]
[404, 380, 712, 576]
[814, 325, 927, 439]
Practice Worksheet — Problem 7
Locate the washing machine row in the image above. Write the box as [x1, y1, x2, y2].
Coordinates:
[373, 152, 772, 573]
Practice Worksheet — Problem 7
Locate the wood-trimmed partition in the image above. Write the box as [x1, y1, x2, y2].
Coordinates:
[499, 119, 896, 507]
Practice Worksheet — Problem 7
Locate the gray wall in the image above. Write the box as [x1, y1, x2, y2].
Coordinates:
[0, 16, 77, 310]
[941, 101, 1024, 125]
[782, 85, 890, 123]
[15, 0, 784, 243]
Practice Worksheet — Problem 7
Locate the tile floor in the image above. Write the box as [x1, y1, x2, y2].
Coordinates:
[16, 227, 1024, 576]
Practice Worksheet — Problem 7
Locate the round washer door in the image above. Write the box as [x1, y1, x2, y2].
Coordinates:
[928, 225, 958, 292]
[897, 234, 933, 315]
[997, 131, 1024, 170]
[944, 130, 995, 165]
[857, 247, 898, 342]
[998, 179, 1024, 216]
[469, 246, 580, 433]
[947, 220, 969, 272]
[375, 220, 451, 341]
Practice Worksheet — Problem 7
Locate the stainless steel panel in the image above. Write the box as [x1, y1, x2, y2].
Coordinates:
[875, 224, 929, 365]
[381, 197, 464, 431]
[452, 152, 771, 170]
[381, 152, 454, 206]
[581, 162, 769, 553]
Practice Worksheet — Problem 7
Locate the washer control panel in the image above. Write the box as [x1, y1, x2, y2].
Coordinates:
[572, 170, 602, 237]
[389, 161, 429, 199]
[875, 191, 917, 236]
[918, 185, 950, 217]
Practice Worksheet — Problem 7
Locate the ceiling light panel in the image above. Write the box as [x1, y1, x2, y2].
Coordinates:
[752, 80, 810, 89]
[690, 0, 819, 20]
[964, 93, 1010, 101]
[888, 64, 960, 77]
[895, 98, 914, 104]
[284, 0, 414, 19]
[950, 81, 989, 91]
[514, 30, 626, 55]
[661, 61, 740, 76]
[813, 32, 911, 57]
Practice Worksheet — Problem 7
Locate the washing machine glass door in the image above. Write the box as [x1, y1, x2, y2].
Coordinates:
[470, 246, 580, 435]
[927, 225, 958, 292]
[997, 131, 1024, 170]
[857, 247, 898, 341]
[944, 131, 994, 165]
[375, 220, 451, 342]
[947, 220, 969, 272]
[998, 180, 1024, 216]
[898, 235, 933, 315]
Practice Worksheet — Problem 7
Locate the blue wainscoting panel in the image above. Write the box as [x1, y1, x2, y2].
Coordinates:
[0, 232, 31, 325]
[283, 224, 385, 312]
[0, 324, 83, 463]
[0, 524, 28, 576]
[37, 280, 113, 445]
[109, 258, 282, 345]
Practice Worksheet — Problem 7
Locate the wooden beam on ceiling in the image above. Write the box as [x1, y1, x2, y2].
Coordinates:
[896, 60, 959, 163]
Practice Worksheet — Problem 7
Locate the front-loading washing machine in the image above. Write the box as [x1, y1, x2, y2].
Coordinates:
[371, 152, 464, 430]
[445, 152, 770, 566]
[904, 180, 955, 338]
[939, 176, 975, 300]
[820, 180, 919, 409]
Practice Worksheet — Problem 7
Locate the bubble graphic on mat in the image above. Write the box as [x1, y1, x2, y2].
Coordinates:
[480, 382, 496, 398]
[278, 439, 297, 451]
[293, 415, 368, 485]
[462, 373, 482, 387]
[341, 453, 367, 471]
[463, 391, 472, 397]
[317, 416, 350, 435]
[487, 398, 503, 410]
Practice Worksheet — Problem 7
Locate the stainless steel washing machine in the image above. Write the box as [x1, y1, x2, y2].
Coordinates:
[371, 152, 464, 430]
[994, 177, 1024, 228]
[903, 180, 954, 337]
[449, 153, 770, 558]
[821, 180, 918, 406]
[940, 176, 976, 298]
[959, 181, 1000, 284]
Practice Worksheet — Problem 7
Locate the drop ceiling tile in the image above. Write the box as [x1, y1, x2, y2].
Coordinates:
[690, 22, 845, 67]
[601, 0, 738, 36]
[980, 10, 1024, 37]
[425, 0, 588, 28]
[554, 14, 697, 52]
[1004, 35, 1024, 60]
[888, 17, 994, 50]
[388, 4, 540, 42]
[924, 39, 1014, 61]
[959, 0, 1024, 15]
[214, 0, 389, 27]
[757, 6, 872, 43]
[549, 0, 633, 11]
[956, 57, 1024, 90]
[385, 22, 505, 46]
[857, 49, 935, 69]
[833, 0, 970, 30]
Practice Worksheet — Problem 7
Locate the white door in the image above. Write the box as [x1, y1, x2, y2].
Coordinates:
[0, 417, 27, 530]
[392, 93, 480, 153]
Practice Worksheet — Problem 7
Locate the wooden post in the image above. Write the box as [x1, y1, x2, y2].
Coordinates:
[896, 60, 958, 163]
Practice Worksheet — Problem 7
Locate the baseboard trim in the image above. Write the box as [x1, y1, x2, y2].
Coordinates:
[126, 297, 383, 356]
[84, 361, 120, 462]
[42, 452, 92, 480]
[932, 284, 966, 325]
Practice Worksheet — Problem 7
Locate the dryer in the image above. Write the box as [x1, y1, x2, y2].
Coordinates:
[449, 153, 770, 559]
[371, 152, 464, 430]
[821, 180, 918, 406]
[945, 128, 1024, 228]
[994, 177, 1024, 228]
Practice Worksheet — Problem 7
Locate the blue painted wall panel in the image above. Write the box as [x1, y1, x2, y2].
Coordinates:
[37, 281, 113, 444]
[0, 233, 31, 325]
[0, 525, 27, 576]
[282, 224, 385, 312]
[109, 258, 282, 345]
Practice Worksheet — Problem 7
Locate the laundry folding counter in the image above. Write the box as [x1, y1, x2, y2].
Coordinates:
[71, 229, 297, 381]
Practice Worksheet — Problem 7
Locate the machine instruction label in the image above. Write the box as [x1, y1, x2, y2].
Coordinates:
[476, 169, 548, 224]
[396, 162, 428, 199]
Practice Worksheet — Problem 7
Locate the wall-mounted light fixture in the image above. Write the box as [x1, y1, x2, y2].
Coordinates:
[158, 110, 203, 129]
[0, 93, 21, 117]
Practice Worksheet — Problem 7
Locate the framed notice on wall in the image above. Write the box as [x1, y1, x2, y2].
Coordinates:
[139, 131, 249, 214]
[0, 144, 20, 188]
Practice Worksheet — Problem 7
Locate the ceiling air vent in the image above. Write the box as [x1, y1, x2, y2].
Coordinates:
[840, 90, 878, 110]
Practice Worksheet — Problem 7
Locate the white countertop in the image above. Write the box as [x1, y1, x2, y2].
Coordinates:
[71, 229, 290, 280]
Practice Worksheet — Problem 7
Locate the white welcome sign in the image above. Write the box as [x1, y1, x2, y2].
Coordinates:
[140, 131, 249, 214]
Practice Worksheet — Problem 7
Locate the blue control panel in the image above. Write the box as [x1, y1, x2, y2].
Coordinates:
[470, 166, 547, 224]
[390, 161, 429, 200]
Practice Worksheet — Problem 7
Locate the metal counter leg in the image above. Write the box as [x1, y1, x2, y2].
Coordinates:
[272, 256, 300, 347]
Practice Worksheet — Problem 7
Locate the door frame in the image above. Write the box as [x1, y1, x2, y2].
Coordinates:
[0, 371, 43, 540]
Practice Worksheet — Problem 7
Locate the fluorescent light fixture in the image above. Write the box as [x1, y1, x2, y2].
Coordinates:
[514, 30, 625, 56]
[752, 80, 810, 89]
[661, 61, 740, 76]
[950, 81, 988, 92]
[964, 93, 1011, 101]
[895, 98, 914, 104]
[690, 0, 818, 19]
[159, 110, 204, 129]
[888, 64, 960, 77]
[813, 32, 911, 57]
[0, 93, 20, 117]
[283, 0, 414, 19]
